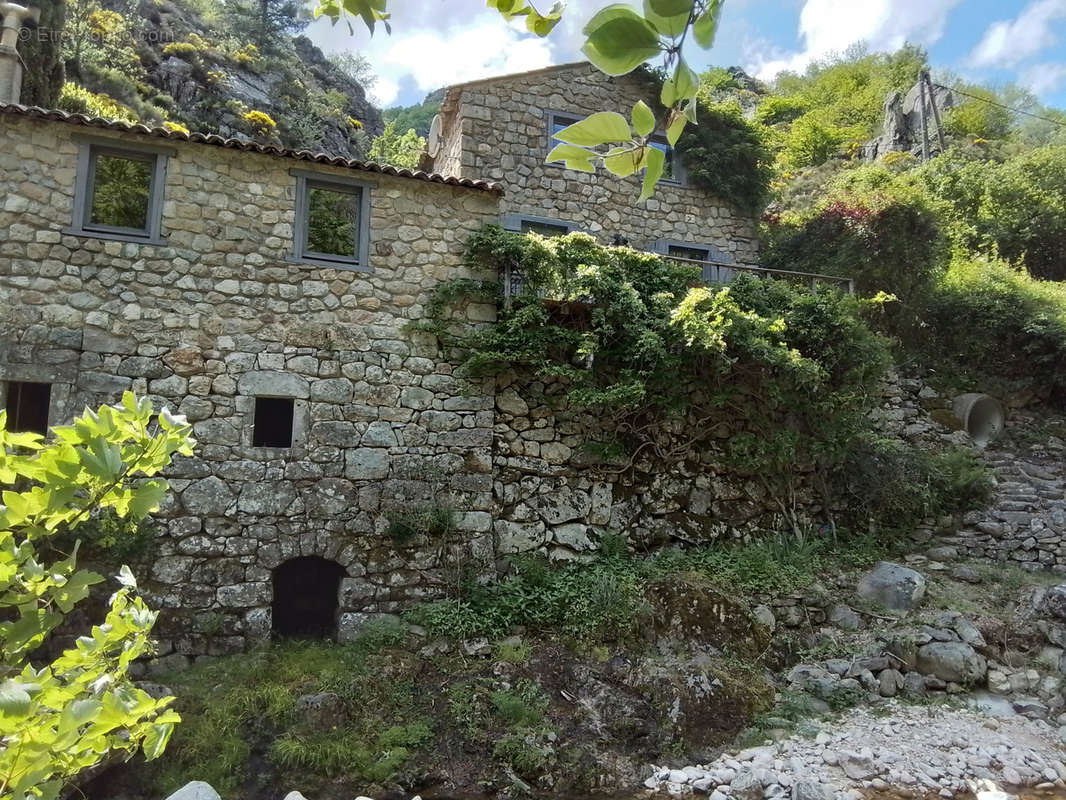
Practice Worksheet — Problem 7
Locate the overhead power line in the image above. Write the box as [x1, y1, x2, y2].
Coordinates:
[931, 81, 1066, 129]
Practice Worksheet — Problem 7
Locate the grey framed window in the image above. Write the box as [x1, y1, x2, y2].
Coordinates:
[290, 169, 372, 271]
[547, 110, 683, 183]
[656, 239, 737, 283]
[67, 136, 171, 244]
[501, 213, 579, 238]
[4, 381, 51, 435]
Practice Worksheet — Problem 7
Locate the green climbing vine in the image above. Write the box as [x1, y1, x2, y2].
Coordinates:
[427, 227, 893, 501]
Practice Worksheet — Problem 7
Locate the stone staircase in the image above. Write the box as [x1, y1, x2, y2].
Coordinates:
[943, 443, 1066, 572]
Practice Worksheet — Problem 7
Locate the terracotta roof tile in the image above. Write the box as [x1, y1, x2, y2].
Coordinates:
[0, 104, 503, 194]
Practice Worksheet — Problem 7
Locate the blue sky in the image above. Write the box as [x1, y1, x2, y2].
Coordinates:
[306, 0, 1066, 110]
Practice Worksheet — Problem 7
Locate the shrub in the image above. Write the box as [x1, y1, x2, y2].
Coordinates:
[836, 437, 994, 532]
[244, 109, 277, 135]
[782, 114, 850, 167]
[945, 88, 1012, 140]
[913, 256, 1066, 396]
[163, 120, 191, 134]
[162, 41, 200, 60]
[674, 101, 775, 213]
[762, 193, 945, 304]
[977, 146, 1066, 280]
[231, 43, 262, 68]
[431, 227, 891, 500]
[756, 95, 810, 126]
[58, 82, 138, 123]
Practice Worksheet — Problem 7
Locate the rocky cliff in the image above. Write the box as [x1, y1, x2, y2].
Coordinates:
[66, 0, 383, 158]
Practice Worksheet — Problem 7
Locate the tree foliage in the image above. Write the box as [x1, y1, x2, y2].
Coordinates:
[0, 394, 194, 800]
[222, 0, 308, 54]
[19, 0, 67, 108]
[368, 121, 426, 169]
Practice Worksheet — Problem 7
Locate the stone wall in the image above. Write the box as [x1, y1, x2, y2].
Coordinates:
[870, 372, 1066, 573]
[491, 373, 826, 559]
[429, 63, 759, 266]
[0, 114, 502, 662]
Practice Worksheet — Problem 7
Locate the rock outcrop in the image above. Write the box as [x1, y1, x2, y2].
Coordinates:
[863, 79, 958, 161]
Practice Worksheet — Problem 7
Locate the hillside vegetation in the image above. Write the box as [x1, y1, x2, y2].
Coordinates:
[29, 0, 383, 158]
[702, 46, 1066, 402]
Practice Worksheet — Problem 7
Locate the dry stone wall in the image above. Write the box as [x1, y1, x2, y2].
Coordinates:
[491, 373, 826, 557]
[431, 63, 759, 265]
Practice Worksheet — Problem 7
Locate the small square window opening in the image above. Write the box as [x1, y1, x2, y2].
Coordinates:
[252, 397, 295, 448]
[5, 381, 51, 436]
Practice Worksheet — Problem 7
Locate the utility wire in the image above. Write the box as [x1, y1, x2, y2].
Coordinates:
[931, 81, 1066, 129]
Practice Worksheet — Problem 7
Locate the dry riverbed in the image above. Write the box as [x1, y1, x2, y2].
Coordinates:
[646, 701, 1066, 798]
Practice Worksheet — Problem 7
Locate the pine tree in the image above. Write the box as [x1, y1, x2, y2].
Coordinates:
[225, 0, 307, 54]
[19, 0, 66, 108]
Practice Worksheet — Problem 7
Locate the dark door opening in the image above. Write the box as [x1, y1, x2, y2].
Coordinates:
[271, 556, 347, 639]
[5, 381, 51, 435]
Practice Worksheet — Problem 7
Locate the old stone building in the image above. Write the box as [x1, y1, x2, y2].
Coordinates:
[425, 61, 759, 271]
[0, 54, 787, 661]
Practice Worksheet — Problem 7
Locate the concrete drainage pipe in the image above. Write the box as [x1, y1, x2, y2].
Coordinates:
[952, 393, 1004, 447]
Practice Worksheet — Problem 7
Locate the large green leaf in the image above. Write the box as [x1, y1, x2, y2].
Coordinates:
[553, 112, 633, 146]
[141, 722, 175, 761]
[604, 146, 647, 178]
[641, 146, 667, 201]
[0, 679, 37, 717]
[692, 0, 722, 48]
[546, 143, 597, 172]
[661, 58, 699, 107]
[581, 4, 663, 76]
[643, 0, 693, 37]
[666, 109, 688, 146]
[631, 100, 656, 137]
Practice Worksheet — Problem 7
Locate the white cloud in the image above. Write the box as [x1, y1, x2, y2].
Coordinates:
[969, 0, 1066, 69]
[370, 76, 400, 107]
[746, 0, 964, 81]
[307, 1, 569, 107]
[1022, 61, 1066, 95]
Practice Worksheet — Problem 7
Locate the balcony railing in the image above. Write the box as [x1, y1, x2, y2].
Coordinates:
[660, 254, 856, 294]
[502, 252, 855, 303]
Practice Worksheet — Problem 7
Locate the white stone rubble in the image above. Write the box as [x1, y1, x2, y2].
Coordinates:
[646, 701, 1066, 797]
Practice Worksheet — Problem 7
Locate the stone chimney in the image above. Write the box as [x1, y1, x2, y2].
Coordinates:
[0, 3, 40, 106]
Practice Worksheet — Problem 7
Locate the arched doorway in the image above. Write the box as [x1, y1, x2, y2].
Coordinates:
[271, 556, 347, 639]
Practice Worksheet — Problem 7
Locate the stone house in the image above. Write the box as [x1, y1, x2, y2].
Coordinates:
[0, 52, 785, 661]
[425, 61, 759, 274]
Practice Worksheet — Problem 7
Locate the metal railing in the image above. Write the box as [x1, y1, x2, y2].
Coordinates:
[660, 253, 856, 294]
[501, 251, 855, 302]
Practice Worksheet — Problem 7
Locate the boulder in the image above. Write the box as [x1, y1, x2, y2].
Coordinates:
[646, 577, 772, 658]
[951, 565, 983, 584]
[731, 769, 763, 800]
[857, 562, 927, 611]
[916, 642, 987, 683]
[164, 783, 221, 800]
[1044, 585, 1066, 620]
[828, 605, 862, 631]
[793, 781, 834, 800]
[879, 668, 905, 697]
